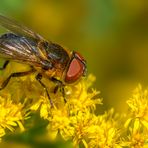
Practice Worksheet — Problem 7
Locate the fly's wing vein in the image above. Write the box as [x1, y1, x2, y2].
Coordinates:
[0, 34, 43, 66]
[0, 15, 53, 68]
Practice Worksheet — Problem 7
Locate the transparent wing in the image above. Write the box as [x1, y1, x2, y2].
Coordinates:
[0, 15, 44, 41]
[0, 33, 44, 67]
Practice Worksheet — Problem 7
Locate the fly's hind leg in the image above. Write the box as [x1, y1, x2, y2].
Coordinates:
[0, 68, 35, 90]
[0, 60, 9, 70]
[36, 73, 53, 107]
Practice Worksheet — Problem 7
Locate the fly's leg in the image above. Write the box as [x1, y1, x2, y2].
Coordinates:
[60, 86, 66, 103]
[0, 68, 35, 90]
[51, 77, 66, 103]
[36, 73, 53, 107]
[0, 60, 9, 70]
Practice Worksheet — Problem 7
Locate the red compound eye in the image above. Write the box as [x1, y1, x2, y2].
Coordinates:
[65, 58, 84, 83]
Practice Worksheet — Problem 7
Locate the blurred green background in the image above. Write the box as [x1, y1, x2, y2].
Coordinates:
[0, 0, 148, 147]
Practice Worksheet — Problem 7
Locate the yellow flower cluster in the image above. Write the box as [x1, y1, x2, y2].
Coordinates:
[123, 84, 148, 148]
[30, 74, 103, 146]
[0, 94, 29, 141]
[125, 84, 148, 131]
[0, 69, 147, 147]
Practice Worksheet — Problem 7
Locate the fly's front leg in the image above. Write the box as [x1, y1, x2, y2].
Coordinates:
[51, 77, 66, 103]
[0, 60, 9, 70]
[36, 73, 53, 107]
[0, 68, 35, 90]
[61, 86, 66, 103]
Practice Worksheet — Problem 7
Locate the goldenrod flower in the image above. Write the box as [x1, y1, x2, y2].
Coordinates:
[48, 107, 74, 141]
[70, 111, 98, 147]
[44, 74, 102, 146]
[0, 94, 28, 141]
[21, 74, 102, 147]
[121, 128, 148, 148]
[87, 109, 121, 148]
[125, 84, 148, 133]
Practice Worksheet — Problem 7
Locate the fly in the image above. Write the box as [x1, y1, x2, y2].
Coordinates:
[0, 15, 87, 106]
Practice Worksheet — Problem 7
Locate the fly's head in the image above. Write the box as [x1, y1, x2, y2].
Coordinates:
[64, 51, 87, 84]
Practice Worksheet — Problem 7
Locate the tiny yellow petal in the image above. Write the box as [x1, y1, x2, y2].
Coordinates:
[17, 121, 25, 132]
[133, 118, 140, 134]
[124, 118, 132, 128]
[6, 121, 17, 126]
[82, 139, 88, 148]
[141, 120, 148, 129]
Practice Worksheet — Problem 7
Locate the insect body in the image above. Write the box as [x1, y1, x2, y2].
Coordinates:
[0, 15, 87, 106]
